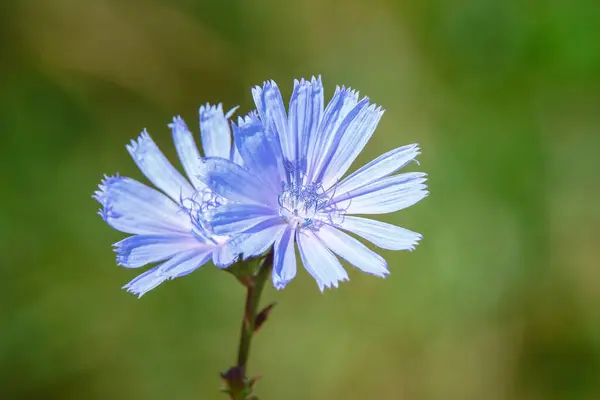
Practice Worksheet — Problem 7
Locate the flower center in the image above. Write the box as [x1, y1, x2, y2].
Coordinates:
[278, 182, 328, 228]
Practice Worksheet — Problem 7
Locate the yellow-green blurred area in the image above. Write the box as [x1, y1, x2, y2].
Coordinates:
[1, 0, 599, 398]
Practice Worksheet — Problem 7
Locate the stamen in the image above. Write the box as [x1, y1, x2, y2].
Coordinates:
[278, 181, 330, 228]
[179, 189, 227, 243]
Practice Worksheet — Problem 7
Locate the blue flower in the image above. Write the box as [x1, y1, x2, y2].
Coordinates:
[94, 104, 243, 297]
[199, 77, 428, 291]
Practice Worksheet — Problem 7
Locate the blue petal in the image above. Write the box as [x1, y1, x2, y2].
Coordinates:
[207, 203, 277, 235]
[169, 116, 206, 190]
[198, 157, 277, 206]
[331, 172, 428, 214]
[273, 225, 297, 289]
[252, 81, 291, 162]
[122, 266, 167, 298]
[157, 248, 213, 278]
[288, 76, 323, 178]
[212, 244, 240, 268]
[114, 234, 205, 268]
[312, 97, 373, 186]
[227, 219, 286, 260]
[126, 130, 195, 202]
[199, 103, 232, 159]
[232, 111, 284, 191]
[319, 103, 385, 190]
[122, 248, 213, 297]
[305, 86, 360, 182]
[94, 175, 192, 235]
[316, 224, 388, 277]
[225, 105, 240, 119]
[332, 144, 420, 195]
[296, 229, 348, 291]
[337, 216, 423, 251]
[230, 140, 244, 166]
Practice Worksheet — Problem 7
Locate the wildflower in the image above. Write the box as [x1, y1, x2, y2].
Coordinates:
[199, 77, 428, 291]
[94, 104, 242, 297]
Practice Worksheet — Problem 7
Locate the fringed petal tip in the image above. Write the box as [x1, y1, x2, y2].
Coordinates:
[122, 282, 164, 299]
[125, 129, 152, 154]
[93, 173, 128, 204]
[258, 76, 322, 95]
[199, 102, 223, 118]
[274, 260, 332, 290]
[167, 115, 188, 130]
[115, 256, 128, 268]
[112, 238, 137, 268]
[317, 276, 350, 293]
[253, 79, 279, 94]
[234, 110, 260, 128]
[404, 231, 424, 252]
[199, 102, 239, 121]
[121, 267, 168, 298]
[273, 279, 291, 291]
[293, 75, 322, 87]
[199, 102, 240, 131]
[363, 103, 386, 119]
[411, 172, 429, 186]
[402, 143, 422, 166]
[333, 85, 362, 103]
[93, 173, 123, 220]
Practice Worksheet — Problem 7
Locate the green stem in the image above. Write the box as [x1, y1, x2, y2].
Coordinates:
[223, 251, 273, 400]
[237, 251, 273, 370]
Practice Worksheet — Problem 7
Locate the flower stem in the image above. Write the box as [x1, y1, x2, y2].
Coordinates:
[237, 251, 272, 369]
[221, 251, 273, 400]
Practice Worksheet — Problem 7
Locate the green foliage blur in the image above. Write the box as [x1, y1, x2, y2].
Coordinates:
[1, 0, 599, 398]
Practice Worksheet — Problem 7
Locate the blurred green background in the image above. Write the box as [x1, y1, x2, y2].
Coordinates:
[1, 0, 599, 399]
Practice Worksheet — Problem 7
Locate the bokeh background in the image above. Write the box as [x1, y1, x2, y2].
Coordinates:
[1, 0, 599, 399]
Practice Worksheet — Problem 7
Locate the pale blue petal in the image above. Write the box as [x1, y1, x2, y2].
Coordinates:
[332, 144, 420, 196]
[311, 97, 372, 185]
[122, 248, 213, 297]
[232, 111, 284, 191]
[156, 248, 213, 278]
[296, 229, 348, 291]
[305, 86, 360, 182]
[126, 130, 195, 202]
[94, 175, 192, 235]
[114, 234, 205, 268]
[122, 266, 167, 298]
[252, 81, 291, 162]
[207, 203, 277, 235]
[337, 216, 422, 251]
[212, 244, 240, 268]
[230, 140, 244, 166]
[227, 219, 286, 260]
[288, 76, 323, 178]
[169, 116, 206, 190]
[199, 103, 232, 159]
[316, 224, 388, 277]
[197, 157, 276, 206]
[319, 103, 385, 190]
[273, 225, 297, 289]
[225, 105, 240, 119]
[331, 172, 428, 214]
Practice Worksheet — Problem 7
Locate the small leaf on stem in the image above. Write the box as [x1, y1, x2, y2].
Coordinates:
[254, 302, 277, 332]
